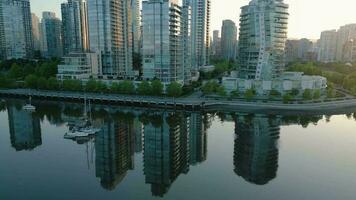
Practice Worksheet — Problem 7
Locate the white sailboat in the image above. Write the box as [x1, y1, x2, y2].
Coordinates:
[64, 96, 100, 140]
[23, 96, 36, 112]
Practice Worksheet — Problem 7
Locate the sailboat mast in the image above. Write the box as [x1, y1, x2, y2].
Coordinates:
[84, 94, 87, 118]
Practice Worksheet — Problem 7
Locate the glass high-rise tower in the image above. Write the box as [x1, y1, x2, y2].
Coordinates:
[61, 0, 89, 55]
[142, 0, 184, 84]
[87, 0, 133, 78]
[184, 0, 211, 70]
[130, 0, 141, 54]
[40, 12, 63, 58]
[221, 20, 237, 61]
[0, 0, 33, 60]
[238, 0, 289, 80]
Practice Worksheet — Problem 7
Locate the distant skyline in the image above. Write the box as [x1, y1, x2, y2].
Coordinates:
[30, 0, 356, 39]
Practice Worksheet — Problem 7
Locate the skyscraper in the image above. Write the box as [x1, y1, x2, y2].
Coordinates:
[31, 13, 41, 51]
[184, 0, 211, 70]
[41, 12, 63, 58]
[87, 0, 133, 78]
[318, 30, 337, 63]
[131, 0, 141, 54]
[212, 30, 221, 58]
[335, 24, 356, 61]
[221, 20, 237, 61]
[286, 38, 314, 63]
[238, 0, 288, 80]
[0, 0, 33, 60]
[61, 0, 89, 55]
[142, 0, 185, 84]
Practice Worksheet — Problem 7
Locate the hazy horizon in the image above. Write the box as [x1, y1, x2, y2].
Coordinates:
[30, 0, 356, 39]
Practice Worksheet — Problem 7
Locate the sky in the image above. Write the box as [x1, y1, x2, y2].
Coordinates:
[30, 0, 356, 39]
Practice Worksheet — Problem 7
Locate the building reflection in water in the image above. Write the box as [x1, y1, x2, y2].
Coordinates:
[143, 112, 208, 197]
[234, 114, 280, 185]
[7, 104, 42, 151]
[3, 100, 330, 193]
[94, 115, 135, 190]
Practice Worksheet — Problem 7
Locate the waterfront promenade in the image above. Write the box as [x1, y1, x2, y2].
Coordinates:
[1, 89, 356, 114]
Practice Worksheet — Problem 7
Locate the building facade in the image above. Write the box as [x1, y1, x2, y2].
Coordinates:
[285, 38, 314, 63]
[57, 52, 101, 80]
[41, 12, 63, 58]
[61, 0, 89, 55]
[318, 30, 337, 63]
[222, 0, 327, 97]
[87, 0, 133, 78]
[238, 0, 288, 80]
[142, 0, 186, 84]
[211, 30, 221, 58]
[335, 24, 356, 61]
[131, 0, 141, 54]
[221, 20, 237, 61]
[31, 13, 41, 51]
[0, 0, 33, 60]
[184, 0, 210, 70]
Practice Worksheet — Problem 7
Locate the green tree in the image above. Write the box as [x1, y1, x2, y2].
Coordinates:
[37, 77, 48, 89]
[47, 77, 59, 90]
[244, 89, 256, 100]
[291, 89, 299, 96]
[303, 89, 313, 100]
[8, 63, 23, 79]
[313, 89, 321, 99]
[110, 82, 121, 93]
[24, 74, 38, 89]
[230, 90, 239, 98]
[137, 81, 151, 95]
[151, 80, 163, 96]
[327, 87, 334, 98]
[202, 81, 219, 95]
[85, 79, 98, 92]
[35, 61, 58, 78]
[0, 75, 11, 88]
[166, 82, 183, 97]
[283, 94, 293, 103]
[23, 63, 35, 75]
[216, 86, 226, 96]
[63, 79, 82, 91]
[269, 89, 281, 97]
[119, 80, 135, 94]
[96, 81, 107, 92]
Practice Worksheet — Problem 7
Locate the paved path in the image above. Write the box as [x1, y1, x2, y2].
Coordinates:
[2, 89, 356, 114]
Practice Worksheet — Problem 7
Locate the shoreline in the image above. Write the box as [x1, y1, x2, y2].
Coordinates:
[1, 89, 356, 115]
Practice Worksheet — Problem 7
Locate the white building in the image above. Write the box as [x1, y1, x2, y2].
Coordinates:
[142, 0, 188, 84]
[57, 52, 101, 80]
[223, 72, 327, 96]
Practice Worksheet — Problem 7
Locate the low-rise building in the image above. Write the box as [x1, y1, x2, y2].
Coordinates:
[57, 52, 101, 80]
[222, 71, 327, 96]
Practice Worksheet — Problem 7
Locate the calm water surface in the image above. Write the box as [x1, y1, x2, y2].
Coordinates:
[0, 100, 356, 200]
